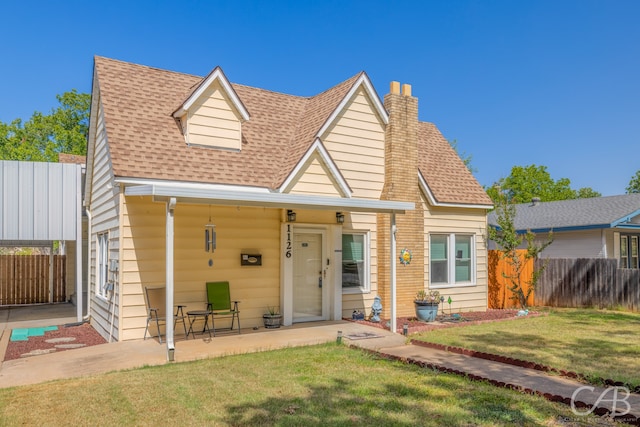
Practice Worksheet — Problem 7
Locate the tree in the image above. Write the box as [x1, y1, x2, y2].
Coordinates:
[0, 90, 90, 161]
[486, 164, 600, 204]
[448, 139, 476, 174]
[627, 171, 640, 194]
[576, 187, 602, 199]
[488, 194, 553, 309]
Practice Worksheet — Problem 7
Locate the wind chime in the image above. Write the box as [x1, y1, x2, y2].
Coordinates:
[205, 206, 216, 253]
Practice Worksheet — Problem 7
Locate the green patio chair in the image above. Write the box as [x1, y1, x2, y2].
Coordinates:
[143, 287, 188, 343]
[206, 281, 241, 335]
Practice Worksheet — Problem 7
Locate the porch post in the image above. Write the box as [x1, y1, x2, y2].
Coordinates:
[390, 212, 397, 334]
[166, 198, 176, 361]
[76, 164, 83, 321]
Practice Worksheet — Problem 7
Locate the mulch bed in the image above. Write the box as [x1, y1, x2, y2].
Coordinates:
[3, 323, 107, 361]
[346, 309, 546, 334]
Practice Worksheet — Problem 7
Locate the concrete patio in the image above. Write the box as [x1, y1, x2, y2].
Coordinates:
[0, 304, 406, 388]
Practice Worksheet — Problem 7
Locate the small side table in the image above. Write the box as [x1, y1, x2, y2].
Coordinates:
[187, 310, 212, 339]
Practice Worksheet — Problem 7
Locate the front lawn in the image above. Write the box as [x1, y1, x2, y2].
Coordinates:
[412, 308, 640, 388]
[0, 344, 613, 426]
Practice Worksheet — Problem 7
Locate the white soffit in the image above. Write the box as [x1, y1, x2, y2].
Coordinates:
[124, 183, 413, 214]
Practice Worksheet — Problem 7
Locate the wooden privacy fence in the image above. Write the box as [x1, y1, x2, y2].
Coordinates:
[488, 250, 534, 309]
[0, 255, 66, 305]
[534, 258, 640, 311]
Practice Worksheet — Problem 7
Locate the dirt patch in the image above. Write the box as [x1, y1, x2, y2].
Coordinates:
[4, 323, 107, 361]
[346, 309, 545, 334]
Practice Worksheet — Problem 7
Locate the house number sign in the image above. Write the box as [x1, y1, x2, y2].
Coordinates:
[286, 224, 292, 258]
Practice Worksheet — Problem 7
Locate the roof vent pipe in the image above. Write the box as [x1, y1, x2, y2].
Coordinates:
[531, 197, 541, 206]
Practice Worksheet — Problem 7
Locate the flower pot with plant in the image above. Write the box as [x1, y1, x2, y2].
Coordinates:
[414, 289, 440, 322]
[263, 306, 282, 329]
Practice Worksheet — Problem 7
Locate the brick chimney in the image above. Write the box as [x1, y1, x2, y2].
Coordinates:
[377, 81, 425, 318]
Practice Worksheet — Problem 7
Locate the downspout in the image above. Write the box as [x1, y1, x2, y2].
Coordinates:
[75, 164, 83, 322]
[166, 198, 176, 361]
[390, 212, 397, 334]
[84, 208, 92, 320]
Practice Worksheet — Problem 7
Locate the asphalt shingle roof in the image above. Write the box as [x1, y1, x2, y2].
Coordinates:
[94, 56, 491, 206]
[487, 194, 640, 231]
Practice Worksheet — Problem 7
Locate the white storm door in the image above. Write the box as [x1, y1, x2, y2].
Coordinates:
[292, 231, 325, 322]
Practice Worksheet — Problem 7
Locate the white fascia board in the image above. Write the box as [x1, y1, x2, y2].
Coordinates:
[84, 68, 101, 207]
[316, 73, 389, 139]
[173, 67, 250, 121]
[278, 138, 352, 197]
[124, 184, 413, 214]
[418, 173, 493, 210]
[115, 177, 271, 194]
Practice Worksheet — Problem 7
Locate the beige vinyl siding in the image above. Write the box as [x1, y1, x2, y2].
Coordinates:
[88, 100, 121, 341]
[187, 80, 242, 151]
[319, 87, 386, 317]
[322, 87, 385, 200]
[120, 198, 281, 340]
[423, 197, 488, 312]
[289, 157, 343, 196]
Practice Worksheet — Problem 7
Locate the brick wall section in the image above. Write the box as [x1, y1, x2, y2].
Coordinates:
[377, 85, 425, 318]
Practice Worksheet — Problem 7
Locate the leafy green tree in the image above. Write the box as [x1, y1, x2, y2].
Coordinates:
[486, 164, 595, 204]
[0, 90, 90, 161]
[627, 171, 640, 194]
[488, 194, 553, 309]
[576, 187, 602, 199]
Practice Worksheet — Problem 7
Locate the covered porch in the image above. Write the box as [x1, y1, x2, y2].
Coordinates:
[123, 182, 414, 360]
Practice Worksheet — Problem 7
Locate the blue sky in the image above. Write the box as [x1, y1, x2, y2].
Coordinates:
[1, 0, 638, 196]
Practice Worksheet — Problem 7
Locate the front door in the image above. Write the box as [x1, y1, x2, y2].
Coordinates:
[292, 231, 325, 322]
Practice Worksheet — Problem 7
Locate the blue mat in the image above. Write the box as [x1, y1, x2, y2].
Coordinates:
[10, 326, 58, 342]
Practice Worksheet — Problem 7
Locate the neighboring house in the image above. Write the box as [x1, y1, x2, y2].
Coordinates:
[85, 56, 492, 347]
[488, 194, 640, 267]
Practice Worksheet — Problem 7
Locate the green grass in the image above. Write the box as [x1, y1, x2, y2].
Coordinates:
[0, 344, 613, 426]
[412, 307, 640, 388]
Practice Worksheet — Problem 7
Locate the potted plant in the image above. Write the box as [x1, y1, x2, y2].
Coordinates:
[414, 289, 440, 322]
[263, 306, 282, 329]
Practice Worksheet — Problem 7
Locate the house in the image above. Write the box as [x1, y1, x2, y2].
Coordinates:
[84, 56, 492, 352]
[487, 194, 640, 268]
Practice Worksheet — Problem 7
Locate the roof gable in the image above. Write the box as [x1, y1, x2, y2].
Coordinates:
[316, 72, 388, 138]
[173, 66, 249, 121]
[279, 138, 351, 197]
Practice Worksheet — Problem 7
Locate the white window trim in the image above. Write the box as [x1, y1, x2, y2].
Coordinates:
[429, 233, 477, 289]
[96, 232, 110, 300]
[341, 230, 371, 294]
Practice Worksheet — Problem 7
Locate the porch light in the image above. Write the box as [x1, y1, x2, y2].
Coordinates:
[287, 210, 296, 222]
[336, 212, 345, 224]
[205, 223, 216, 253]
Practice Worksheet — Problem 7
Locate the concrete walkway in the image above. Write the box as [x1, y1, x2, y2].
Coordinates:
[0, 306, 638, 423]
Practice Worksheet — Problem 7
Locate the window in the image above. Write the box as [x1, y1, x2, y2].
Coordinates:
[430, 233, 475, 287]
[97, 233, 109, 298]
[620, 234, 640, 269]
[342, 232, 370, 292]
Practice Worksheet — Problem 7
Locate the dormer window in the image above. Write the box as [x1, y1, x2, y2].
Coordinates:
[173, 67, 249, 151]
